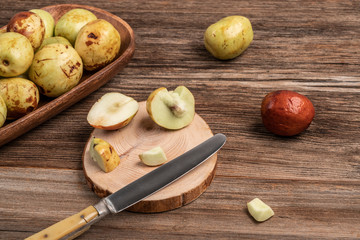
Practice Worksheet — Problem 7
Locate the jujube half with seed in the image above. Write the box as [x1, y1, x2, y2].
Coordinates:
[146, 86, 195, 130]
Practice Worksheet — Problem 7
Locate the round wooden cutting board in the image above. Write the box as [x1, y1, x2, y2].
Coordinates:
[82, 101, 217, 213]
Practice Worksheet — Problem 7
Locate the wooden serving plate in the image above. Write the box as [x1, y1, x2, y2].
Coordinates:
[83, 102, 217, 213]
[0, 4, 135, 147]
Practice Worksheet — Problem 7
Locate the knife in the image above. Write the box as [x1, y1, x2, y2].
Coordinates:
[26, 133, 226, 240]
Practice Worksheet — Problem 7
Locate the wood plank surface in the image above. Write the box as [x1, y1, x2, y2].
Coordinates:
[0, 0, 359, 239]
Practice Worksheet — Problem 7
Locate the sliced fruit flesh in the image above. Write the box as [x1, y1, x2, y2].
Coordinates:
[90, 138, 106, 171]
[87, 92, 138, 128]
[90, 137, 120, 173]
[139, 146, 167, 166]
[247, 198, 274, 222]
[147, 86, 195, 130]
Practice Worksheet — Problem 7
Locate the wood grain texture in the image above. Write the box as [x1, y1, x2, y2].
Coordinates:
[83, 101, 216, 213]
[0, 0, 359, 239]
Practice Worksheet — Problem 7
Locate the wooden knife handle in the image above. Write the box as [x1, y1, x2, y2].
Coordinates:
[25, 206, 99, 240]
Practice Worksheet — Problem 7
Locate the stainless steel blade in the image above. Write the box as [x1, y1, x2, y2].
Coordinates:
[102, 133, 226, 213]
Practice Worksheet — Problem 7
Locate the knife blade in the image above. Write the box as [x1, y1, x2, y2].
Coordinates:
[26, 133, 226, 240]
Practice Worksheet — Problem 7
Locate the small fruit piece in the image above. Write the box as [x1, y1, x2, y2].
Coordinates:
[0, 32, 34, 77]
[90, 137, 120, 173]
[0, 96, 7, 127]
[247, 198, 274, 222]
[28, 43, 83, 97]
[87, 92, 139, 130]
[30, 9, 55, 38]
[139, 146, 167, 166]
[146, 86, 195, 130]
[261, 90, 315, 136]
[55, 8, 97, 45]
[204, 16, 253, 60]
[75, 19, 121, 71]
[0, 78, 39, 119]
[7, 11, 45, 50]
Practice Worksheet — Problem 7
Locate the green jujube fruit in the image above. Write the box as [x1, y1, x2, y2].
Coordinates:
[37, 36, 72, 52]
[0, 32, 34, 77]
[29, 43, 83, 97]
[30, 9, 55, 38]
[55, 9, 97, 45]
[75, 19, 121, 71]
[0, 78, 39, 119]
[204, 16, 253, 60]
[0, 95, 7, 127]
[7, 11, 45, 50]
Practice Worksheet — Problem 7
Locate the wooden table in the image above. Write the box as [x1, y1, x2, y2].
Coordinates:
[1, 0, 359, 239]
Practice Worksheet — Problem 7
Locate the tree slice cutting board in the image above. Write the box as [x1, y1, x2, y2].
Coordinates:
[82, 101, 217, 213]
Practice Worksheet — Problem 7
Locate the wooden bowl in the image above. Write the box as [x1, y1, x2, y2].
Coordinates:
[0, 4, 135, 147]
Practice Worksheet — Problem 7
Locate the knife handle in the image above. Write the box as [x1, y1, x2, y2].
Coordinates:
[25, 205, 99, 240]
